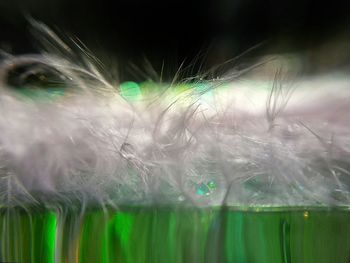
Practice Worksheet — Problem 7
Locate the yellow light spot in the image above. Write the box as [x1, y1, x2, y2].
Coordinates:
[303, 211, 309, 219]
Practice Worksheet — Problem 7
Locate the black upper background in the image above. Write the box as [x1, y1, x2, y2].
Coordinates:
[0, 0, 350, 80]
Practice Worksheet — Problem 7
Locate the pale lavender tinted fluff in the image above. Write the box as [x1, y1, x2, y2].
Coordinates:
[0, 21, 350, 208]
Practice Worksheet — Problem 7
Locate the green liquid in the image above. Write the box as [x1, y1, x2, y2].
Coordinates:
[1, 207, 350, 262]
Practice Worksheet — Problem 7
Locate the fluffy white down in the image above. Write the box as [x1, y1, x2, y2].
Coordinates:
[0, 23, 350, 208]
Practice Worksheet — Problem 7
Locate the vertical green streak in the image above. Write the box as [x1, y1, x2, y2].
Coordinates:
[281, 220, 291, 263]
[1, 207, 350, 262]
[31, 211, 57, 263]
[113, 213, 134, 248]
[225, 212, 246, 262]
[44, 212, 57, 263]
[0, 209, 57, 263]
[79, 210, 108, 263]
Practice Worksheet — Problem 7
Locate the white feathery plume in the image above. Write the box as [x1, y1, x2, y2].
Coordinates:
[0, 21, 349, 208]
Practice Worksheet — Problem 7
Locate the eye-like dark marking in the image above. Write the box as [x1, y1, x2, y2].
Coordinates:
[6, 63, 66, 89]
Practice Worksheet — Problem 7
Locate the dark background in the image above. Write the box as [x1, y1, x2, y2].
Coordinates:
[0, 0, 350, 80]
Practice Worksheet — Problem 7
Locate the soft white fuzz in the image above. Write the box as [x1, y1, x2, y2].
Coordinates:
[0, 22, 350, 208]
